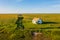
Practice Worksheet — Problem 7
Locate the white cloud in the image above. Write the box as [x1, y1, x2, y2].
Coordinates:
[0, 7, 18, 13]
[51, 4, 60, 8]
[0, 4, 60, 13]
[19, 4, 60, 13]
[0, 0, 60, 14]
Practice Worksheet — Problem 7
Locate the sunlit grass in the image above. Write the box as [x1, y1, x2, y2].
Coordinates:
[0, 14, 60, 40]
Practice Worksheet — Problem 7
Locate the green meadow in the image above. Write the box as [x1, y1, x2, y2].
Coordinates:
[0, 14, 60, 40]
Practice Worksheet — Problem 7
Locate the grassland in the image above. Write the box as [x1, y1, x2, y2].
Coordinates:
[0, 14, 60, 40]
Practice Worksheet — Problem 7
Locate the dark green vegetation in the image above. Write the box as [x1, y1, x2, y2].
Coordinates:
[0, 14, 60, 40]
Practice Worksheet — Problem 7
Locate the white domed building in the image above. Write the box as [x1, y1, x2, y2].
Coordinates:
[32, 17, 43, 24]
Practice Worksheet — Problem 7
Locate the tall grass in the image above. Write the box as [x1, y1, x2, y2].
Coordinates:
[0, 14, 60, 40]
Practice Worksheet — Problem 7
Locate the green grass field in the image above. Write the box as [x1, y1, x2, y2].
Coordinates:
[0, 14, 60, 40]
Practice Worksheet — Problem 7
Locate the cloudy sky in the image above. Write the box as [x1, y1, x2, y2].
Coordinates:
[0, 0, 60, 13]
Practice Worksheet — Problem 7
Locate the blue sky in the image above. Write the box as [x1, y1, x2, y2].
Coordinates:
[0, 0, 60, 13]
